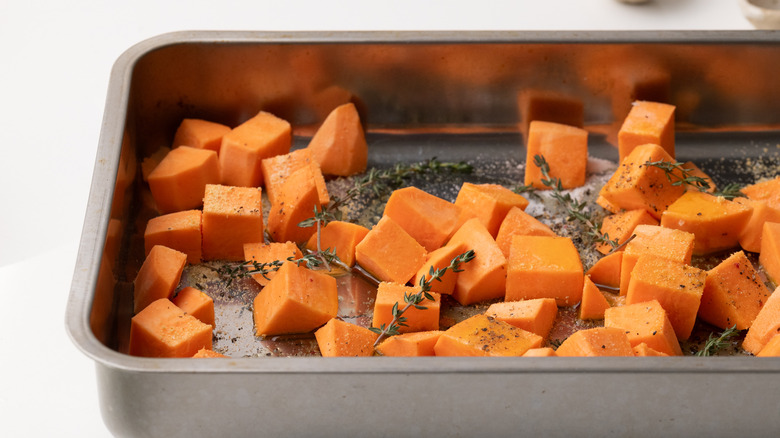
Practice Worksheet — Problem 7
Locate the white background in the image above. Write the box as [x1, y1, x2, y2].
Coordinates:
[0, 1, 755, 436]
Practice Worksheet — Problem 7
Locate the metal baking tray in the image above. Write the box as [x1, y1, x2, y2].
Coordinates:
[66, 31, 780, 437]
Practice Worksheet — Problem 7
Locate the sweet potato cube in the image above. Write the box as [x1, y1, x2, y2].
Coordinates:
[454, 182, 529, 237]
[305, 220, 369, 268]
[433, 314, 543, 357]
[144, 210, 203, 264]
[760, 222, 780, 286]
[596, 209, 658, 255]
[306, 102, 368, 177]
[586, 251, 623, 290]
[555, 327, 634, 357]
[681, 161, 716, 194]
[625, 255, 706, 341]
[517, 89, 584, 141]
[742, 176, 780, 206]
[495, 206, 556, 258]
[141, 146, 170, 182]
[660, 191, 753, 255]
[743, 286, 780, 354]
[315, 318, 378, 357]
[757, 334, 780, 357]
[447, 218, 507, 305]
[633, 343, 670, 357]
[266, 165, 323, 244]
[244, 241, 303, 287]
[384, 186, 463, 251]
[354, 215, 427, 285]
[598, 143, 686, 220]
[506, 235, 584, 306]
[700, 251, 772, 330]
[580, 276, 611, 321]
[736, 198, 780, 253]
[201, 184, 264, 261]
[134, 245, 187, 314]
[172, 118, 231, 153]
[192, 348, 228, 358]
[172, 286, 215, 327]
[412, 242, 468, 295]
[522, 347, 558, 357]
[484, 298, 558, 341]
[605, 299, 682, 356]
[375, 331, 443, 357]
[523, 121, 589, 190]
[260, 148, 329, 206]
[219, 111, 291, 187]
[619, 224, 695, 295]
[618, 101, 676, 162]
[372, 282, 441, 334]
[253, 262, 338, 336]
[147, 146, 220, 214]
[129, 298, 213, 357]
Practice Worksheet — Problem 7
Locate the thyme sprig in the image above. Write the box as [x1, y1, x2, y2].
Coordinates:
[644, 160, 745, 201]
[217, 259, 286, 287]
[534, 155, 621, 252]
[695, 325, 740, 357]
[370, 250, 476, 349]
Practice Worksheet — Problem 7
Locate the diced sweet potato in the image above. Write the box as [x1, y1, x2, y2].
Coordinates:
[619, 224, 695, 295]
[522, 347, 558, 357]
[604, 299, 682, 356]
[134, 245, 187, 314]
[201, 184, 264, 261]
[315, 318, 378, 357]
[757, 334, 780, 357]
[305, 220, 369, 268]
[129, 298, 213, 357]
[760, 222, 780, 286]
[743, 286, 780, 354]
[354, 215, 428, 285]
[172, 287, 215, 327]
[633, 343, 670, 357]
[375, 331, 443, 357]
[253, 262, 338, 336]
[586, 251, 623, 290]
[506, 235, 584, 306]
[266, 165, 323, 245]
[192, 348, 228, 358]
[454, 183, 529, 237]
[384, 186, 463, 251]
[596, 209, 658, 255]
[141, 146, 170, 182]
[306, 103, 368, 177]
[580, 276, 611, 321]
[413, 242, 468, 295]
[260, 148, 329, 206]
[555, 327, 634, 357]
[517, 89, 584, 141]
[742, 176, 780, 207]
[172, 118, 231, 153]
[495, 206, 556, 258]
[147, 146, 220, 214]
[447, 218, 507, 305]
[700, 251, 772, 330]
[144, 210, 203, 264]
[660, 191, 753, 255]
[243, 241, 303, 287]
[433, 314, 543, 357]
[484, 298, 558, 341]
[372, 282, 441, 334]
[617, 101, 676, 162]
[219, 111, 291, 187]
[625, 255, 706, 341]
[736, 198, 780, 253]
[523, 121, 589, 190]
[681, 161, 716, 193]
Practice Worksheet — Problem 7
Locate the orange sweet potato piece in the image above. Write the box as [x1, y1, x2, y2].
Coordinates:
[700, 250, 772, 330]
[412, 242, 468, 295]
[484, 298, 558, 341]
[495, 206, 556, 258]
[625, 255, 706, 341]
[243, 241, 303, 286]
[757, 333, 780, 357]
[372, 282, 441, 334]
[315, 318, 378, 357]
[586, 251, 623, 290]
[760, 222, 780, 286]
[433, 314, 543, 357]
[306, 102, 368, 177]
[144, 210, 203, 264]
[522, 347, 558, 357]
[743, 285, 780, 354]
[305, 220, 369, 268]
[253, 262, 338, 336]
[134, 245, 187, 314]
[735, 198, 780, 253]
[555, 327, 634, 357]
[384, 187, 463, 251]
[580, 276, 611, 321]
[260, 148, 329, 206]
[681, 161, 716, 194]
[596, 209, 658, 255]
[619, 224, 695, 295]
[375, 331, 443, 357]
[172, 118, 231, 153]
[141, 146, 170, 182]
[147, 146, 220, 214]
[523, 121, 588, 190]
[219, 111, 291, 187]
[192, 348, 228, 358]
[454, 183, 529, 237]
[354, 215, 428, 285]
[617, 101, 675, 162]
[604, 299, 682, 356]
[172, 286, 215, 327]
[742, 176, 780, 206]
[633, 343, 669, 357]
[266, 165, 323, 245]
[201, 184, 264, 261]
[129, 298, 213, 357]
[660, 191, 753, 255]
[506, 235, 584, 306]
[598, 143, 686, 220]
[447, 218, 507, 305]
[517, 89, 584, 141]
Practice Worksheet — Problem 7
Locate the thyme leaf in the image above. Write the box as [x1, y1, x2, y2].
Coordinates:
[695, 325, 740, 357]
[644, 160, 745, 201]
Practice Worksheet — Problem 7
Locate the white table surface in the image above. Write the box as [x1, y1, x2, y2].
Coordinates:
[0, 0, 755, 436]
